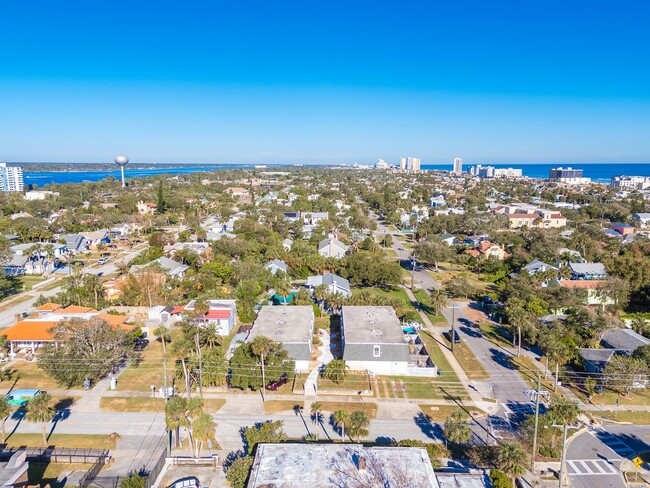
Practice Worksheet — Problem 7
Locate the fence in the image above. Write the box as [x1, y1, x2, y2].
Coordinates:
[79, 455, 108, 488]
[0, 447, 110, 464]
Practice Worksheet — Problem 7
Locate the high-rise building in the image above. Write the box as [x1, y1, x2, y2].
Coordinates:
[375, 158, 390, 169]
[0, 163, 24, 192]
[453, 157, 463, 174]
[398, 157, 421, 172]
[549, 167, 590, 185]
[399, 157, 407, 171]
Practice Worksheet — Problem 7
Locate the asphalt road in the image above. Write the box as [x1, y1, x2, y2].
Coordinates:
[565, 424, 650, 488]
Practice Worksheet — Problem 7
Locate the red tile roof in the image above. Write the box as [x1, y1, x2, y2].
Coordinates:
[36, 303, 62, 312]
[205, 309, 231, 319]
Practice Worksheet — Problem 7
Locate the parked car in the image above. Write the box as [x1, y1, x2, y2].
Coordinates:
[97, 257, 109, 265]
[171, 477, 199, 488]
[266, 375, 288, 391]
[447, 329, 461, 344]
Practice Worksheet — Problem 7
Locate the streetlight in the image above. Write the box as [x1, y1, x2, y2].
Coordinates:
[554, 423, 580, 487]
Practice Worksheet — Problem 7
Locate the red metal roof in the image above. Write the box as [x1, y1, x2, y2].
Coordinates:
[171, 306, 185, 315]
[205, 309, 231, 319]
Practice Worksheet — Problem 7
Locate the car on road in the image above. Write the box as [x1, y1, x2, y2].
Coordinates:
[97, 257, 109, 265]
[266, 375, 288, 391]
[446, 329, 461, 344]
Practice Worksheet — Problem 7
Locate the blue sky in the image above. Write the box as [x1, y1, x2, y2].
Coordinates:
[1, 1, 649, 165]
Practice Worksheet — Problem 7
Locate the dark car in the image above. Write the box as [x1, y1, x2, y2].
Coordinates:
[266, 375, 288, 391]
[447, 329, 461, 343]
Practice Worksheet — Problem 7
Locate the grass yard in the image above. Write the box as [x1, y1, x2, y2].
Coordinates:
[419, 404, 482, 422]
[573, 386, 650, 407]
[29, 462, 105, 488]
[595, 410, 650, 424]
[18, 276, 49, 291]
[264, 400, 304, 414]
[427, 262, 496, 294]
[438, 335, 489, 380]
[362, 286, 414, 307]
[0, 361, 62, 391]
[319, 401, 378, 418]
[412, 289, 448, 325]
[318, 374, 373, 394]
[418, 330, 459, 382]
[4, 433, 117, 450]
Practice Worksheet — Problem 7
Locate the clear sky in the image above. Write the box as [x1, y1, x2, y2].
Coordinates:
[1, 1, 649, 165]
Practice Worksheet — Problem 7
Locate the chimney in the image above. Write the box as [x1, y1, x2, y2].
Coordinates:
[357, 455, 366, 473]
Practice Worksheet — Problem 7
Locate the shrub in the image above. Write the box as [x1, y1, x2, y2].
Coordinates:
[490, 469, 511, 488]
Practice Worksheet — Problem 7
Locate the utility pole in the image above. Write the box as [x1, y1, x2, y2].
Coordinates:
[555, 423, 579, 487]
[531, 372, 543, 470]
[163, 358, 167, 397]
[195, 330, 204, 399]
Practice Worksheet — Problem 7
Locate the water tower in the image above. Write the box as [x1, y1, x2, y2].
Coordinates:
[115, 155, 129, 188]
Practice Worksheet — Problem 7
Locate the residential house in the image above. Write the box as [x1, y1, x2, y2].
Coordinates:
[225, 187, 250, 197]
[438, 233, 456, 246]
[59, 234, 88, 254]
[610, 222, 635, 236]
[317, 237, 348, 259]
[79, 229, 110, 248]
[264, 259, 288, 275]
[495, 204, 567, 229]
[175, 299, 237, 335]
[246, 444, 438, 488]
[549, 280, 613, 306]
[136, 201, 157, 215]
[341, 306, 409, 375]
[569, 262, 607, 280]
[282, 238, 293, 251]
[129, 256, 189, 279]
[3, 310, 130, 355]
[465, 241, 508, 260]
[306, 273, 352, 297]
[247, 305, 314, 372]
[429, 194, 446, 208]
[148, 305, 175, 324]
[24, 190, 58, 201]
[521, 259, 557, 275]
[633, 213, 650, 227]
[580, 328, 650, 373]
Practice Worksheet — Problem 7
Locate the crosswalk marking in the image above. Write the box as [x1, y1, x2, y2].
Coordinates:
[567, 459, 619, 476]
[590, 430, 636, 456]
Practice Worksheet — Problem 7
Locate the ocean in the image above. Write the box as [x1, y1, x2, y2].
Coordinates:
[23, 165, 252, 186]
[421, 162, 650, 182]
[21, 162, 650, 186]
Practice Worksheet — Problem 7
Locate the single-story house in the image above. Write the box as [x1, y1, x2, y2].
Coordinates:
[580, 328, 650, 373]
[306, 273, 351, 297]
[341, 306, 409, 376]
[247, 444, 438, 488]
[247, 305, 314, 372]
[521, 259, 557, 275]
[317, 237, 348, 259]
[148, 305, 175, 323]
[580, 348, 616, 374]
[130, 257, 189, 279]
[438, 233, 456, 246]
[59, 234, 88, 254]
[569, 262, 607, 280]
[264, 259, 288, 275]
[79, 229, 111, 248]
[174, 299, 237, 335]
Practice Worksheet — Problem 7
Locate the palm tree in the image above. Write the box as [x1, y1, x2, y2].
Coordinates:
[26, 393, 54, 446]
[333, 409, 348, 441]
[314, 285, 329, 313]
[322, 359, 348, 384]
[172, 339, 193, 397]
[198, 323, 223, 350]
[116, 260, 130, 276]
[348, 411, 369, 442]
[165, 396, 189, 448]
[275, 276, 292, 305]
[0, 396, 11, 443]
[443, 411, 472, 445]
[429, 288, 449, 315]
[84, 273, 103, 308]
[251, 336, 274, 402]
[192, 413, 217, 458]
[498, 442, 528, 487]
[310, 401, 323, 426]
[154, 326, 171, 354]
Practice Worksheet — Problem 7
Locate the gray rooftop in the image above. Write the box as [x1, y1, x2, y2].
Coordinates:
[579, 348, 616, 364]
[523, 259, 557, 273]
[341, 306, 405, 345]
[436, 473, 490, 488]
[601, 328, 650, 352]
[306, 273, 351, 292]
[247, 443, 438, 488]
[569, 262, 607, 276]
[248, 305, 314, 345]
[265, 259, 288, 270]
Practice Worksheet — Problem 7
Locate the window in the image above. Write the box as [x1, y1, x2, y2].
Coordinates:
[373, 345, 381, 358]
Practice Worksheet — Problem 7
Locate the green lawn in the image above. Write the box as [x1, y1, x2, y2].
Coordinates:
[437, 333, 489, 380]
[18, 276, 49, 291]
[596, 411, 650, 424]
[318, 374, 373, 393]
[100, 396, 226, 413]
[418, 330, 459, 382]
[419, 404, 482, 421]
[0, 361, 62, 391]
[4, 433, 117, 450]
[412, 289, 448, 325]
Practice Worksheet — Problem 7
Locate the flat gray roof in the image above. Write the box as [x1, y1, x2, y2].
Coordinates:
[247, 443, 438, 488]
[341, 306, 405, 345]
[248, 305, 313, 345]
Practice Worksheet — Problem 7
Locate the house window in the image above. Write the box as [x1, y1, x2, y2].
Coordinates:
[373, 345, 381, 358]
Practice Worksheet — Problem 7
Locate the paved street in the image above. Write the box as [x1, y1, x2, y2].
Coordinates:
[566, 424, 650, 488]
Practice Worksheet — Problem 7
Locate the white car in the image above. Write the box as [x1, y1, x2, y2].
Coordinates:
[97, 258, 109, 265]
